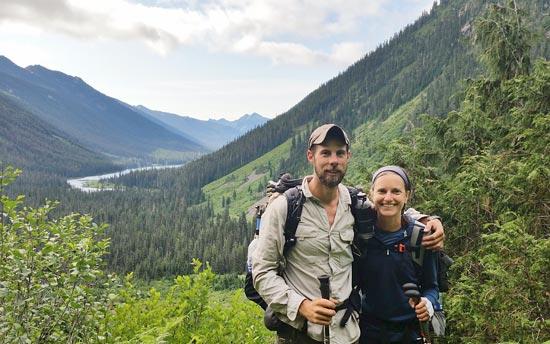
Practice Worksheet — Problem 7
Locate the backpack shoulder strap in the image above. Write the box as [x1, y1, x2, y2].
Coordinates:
[346, 186, 360, 235]
[408, 221, 426, 267]
[346, 186, 360, 214]
[282, 186, 305, 256]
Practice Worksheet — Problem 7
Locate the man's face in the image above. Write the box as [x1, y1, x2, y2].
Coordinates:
[307, 139, 350, 188]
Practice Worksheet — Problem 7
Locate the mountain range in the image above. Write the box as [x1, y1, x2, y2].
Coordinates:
[110, 0, 549, 215]
[0, 55, 268, 175]
[134, 106, 268, 150]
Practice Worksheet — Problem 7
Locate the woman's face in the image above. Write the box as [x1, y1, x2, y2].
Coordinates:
[370, 172, 410, 219]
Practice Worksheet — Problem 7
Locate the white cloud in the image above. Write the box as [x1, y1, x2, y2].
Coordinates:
[329, 42, 366, 65]
[256, 41, 323, 65]
[0, 0, 387, 65]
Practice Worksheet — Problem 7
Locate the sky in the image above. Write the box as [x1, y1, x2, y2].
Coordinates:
[0, 0, 435, 120]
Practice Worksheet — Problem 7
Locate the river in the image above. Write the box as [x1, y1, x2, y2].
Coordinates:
[67, 164, 183, 192]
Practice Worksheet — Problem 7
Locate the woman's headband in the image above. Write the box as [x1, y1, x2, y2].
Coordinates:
[371, 165, 412, 191]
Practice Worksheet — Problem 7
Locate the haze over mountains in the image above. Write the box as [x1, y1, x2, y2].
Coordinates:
[0, 55, 268, 175]
[134, 106, 268, 150]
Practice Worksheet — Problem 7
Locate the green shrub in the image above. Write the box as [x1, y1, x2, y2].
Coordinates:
[446, 216, 549, 343]
[109, 259, 273, 343]
[0, 166, 117, 343]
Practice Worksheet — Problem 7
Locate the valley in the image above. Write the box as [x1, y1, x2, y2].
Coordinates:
[1, 0, 548, 342]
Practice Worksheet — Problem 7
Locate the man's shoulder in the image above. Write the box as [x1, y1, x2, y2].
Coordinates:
[264, 192, 288, 217]
[269, 192, 288, 206]
[337, 183, 353, 204]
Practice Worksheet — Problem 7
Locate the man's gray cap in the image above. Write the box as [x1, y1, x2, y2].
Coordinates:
[308, 124, 350, 149]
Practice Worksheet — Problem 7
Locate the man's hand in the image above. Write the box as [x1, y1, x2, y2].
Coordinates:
[421, 218, 445, 250]
[298, 298, 336, 325]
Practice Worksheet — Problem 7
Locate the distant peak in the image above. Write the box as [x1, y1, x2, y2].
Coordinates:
[0, 55, 21, 69]
[25, 64, 88, 85]
[0, 55, 13, 64]
[236, 112, 268, 122]
[242, 112, 263, 119]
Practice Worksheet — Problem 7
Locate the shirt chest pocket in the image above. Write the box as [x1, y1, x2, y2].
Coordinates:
[292, 227, 324, 263]
[334, 229, 354, 269]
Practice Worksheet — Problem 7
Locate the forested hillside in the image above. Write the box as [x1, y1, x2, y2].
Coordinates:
[0, 92, 120, 198]
[113, 0, 547, 198]
[353, 3, 550, 339]
[113, 0, 478, 201]
[0, 93, 117, 177]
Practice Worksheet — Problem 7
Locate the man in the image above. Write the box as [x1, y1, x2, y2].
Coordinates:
[252, 124, 444, 344]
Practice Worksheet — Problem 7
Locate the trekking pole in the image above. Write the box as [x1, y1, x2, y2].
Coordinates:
[402, 284, 432, 344]
[318, 275, 331, 344]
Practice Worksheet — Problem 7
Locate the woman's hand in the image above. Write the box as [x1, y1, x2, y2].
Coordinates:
[409, 297, 431, 322]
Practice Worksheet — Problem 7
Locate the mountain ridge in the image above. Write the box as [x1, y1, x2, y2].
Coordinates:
[0, 92, 118, 178]
[134, 105, 269, 150]
[113, 0, 549, 208]
[117, 0, 480, 203]
[0, 57, 207, 163]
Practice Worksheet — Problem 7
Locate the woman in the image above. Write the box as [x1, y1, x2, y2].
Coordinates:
[358, 165, 438, 344]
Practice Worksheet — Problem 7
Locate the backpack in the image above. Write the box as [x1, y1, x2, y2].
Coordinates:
[244, 173, 367, 328]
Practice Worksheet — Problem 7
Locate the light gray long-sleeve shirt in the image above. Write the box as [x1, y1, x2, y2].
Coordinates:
[252, 176, 360, 343]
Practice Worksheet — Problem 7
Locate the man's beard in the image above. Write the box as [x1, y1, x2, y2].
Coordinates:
[315, 166, 345, 188]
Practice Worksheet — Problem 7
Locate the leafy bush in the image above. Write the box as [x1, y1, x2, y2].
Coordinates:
[446, 216, 549, 343]
[108, 259, 273, 343]
[0, 167, 271, 343]
[0, 166, 118, 343]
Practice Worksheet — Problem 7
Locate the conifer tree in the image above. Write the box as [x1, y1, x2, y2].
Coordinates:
[473, 0, 532, 80]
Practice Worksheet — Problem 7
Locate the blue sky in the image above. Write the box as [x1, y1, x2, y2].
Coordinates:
[0, 0, 434, 120]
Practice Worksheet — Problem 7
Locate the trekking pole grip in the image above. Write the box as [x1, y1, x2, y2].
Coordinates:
[403, 284, 432, 344]
[318, 275, 331, 344]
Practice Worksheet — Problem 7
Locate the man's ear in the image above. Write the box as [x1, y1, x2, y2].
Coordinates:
[307, 148, 314, 163]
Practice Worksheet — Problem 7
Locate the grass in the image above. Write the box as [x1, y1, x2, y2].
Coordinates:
[201, 139, 293, 217]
